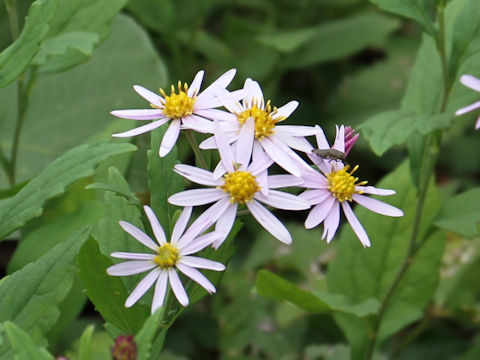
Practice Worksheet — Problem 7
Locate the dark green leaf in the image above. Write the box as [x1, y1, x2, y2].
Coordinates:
[135, 309, 167, 360]
[2, 321, 54, 360]
[78, 324, 95, 360]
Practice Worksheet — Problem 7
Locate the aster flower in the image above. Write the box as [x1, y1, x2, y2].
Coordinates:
[193, 78, 319, 176]
[300, 126, 403, 247]
[455, 74, 480, 129]
[111, 69, 243, 157]
[168, 119, 310, 247]
[107, 206, 226, 312]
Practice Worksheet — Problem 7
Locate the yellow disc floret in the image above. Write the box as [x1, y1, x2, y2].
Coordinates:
[158, 81, 196, 119]
[221, 170, 260, 204]
[154, 243, 180, 269]
[236, 100, 283, 139]
[326, 165, 367, 202]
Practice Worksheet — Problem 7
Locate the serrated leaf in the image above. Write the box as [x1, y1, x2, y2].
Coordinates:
[0, 227, 90, 358]
[360, 110, 451, 155]
[77, 237, 149, 334]
[434, 188, 480, 238]
[78, 324, 95, 360]
[0, 0, 58, 88]
[3, 321, 54, 360]
[135, 309, 166, 360]
[0, 142, 136, 240]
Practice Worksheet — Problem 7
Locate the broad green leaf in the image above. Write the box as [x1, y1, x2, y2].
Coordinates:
[360, 110, 451, 155]
[0, 14, 167, 188]
[77, 237, 149, 334]
[369, 0, 436, 35]
[256, 270, 380, 316]
[327, 162, 444, 357]
[0, 227, 90, 358]
[2, 321, 54, 360]
[0, 0, 58, 88]
[126, 0, 174, 32]
[135, 309, 167, 360]
[0, 142, 135, 240]
[147, 127, 184, 235]
[434, 188, 480, 238]
[78, 325, 95, 360]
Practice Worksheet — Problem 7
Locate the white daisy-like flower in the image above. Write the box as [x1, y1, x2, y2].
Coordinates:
[168, 119, 310, 247]
[300, 125, 404, 247]
[111, 69, 244, 157]
[107, 206, 226, 313]
[455, 74, 480, 130]
[191, 78, 319, 176]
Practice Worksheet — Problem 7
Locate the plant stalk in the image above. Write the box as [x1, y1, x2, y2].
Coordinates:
[185, 130, 208, 169]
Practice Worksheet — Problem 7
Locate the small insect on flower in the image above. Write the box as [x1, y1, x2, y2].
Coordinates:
[312, 148, 346, 162]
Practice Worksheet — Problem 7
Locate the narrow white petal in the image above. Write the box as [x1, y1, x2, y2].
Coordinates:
[357, 186, 396, 196]
[168, 188, 225, 206]
[304, 196, 336, 229]
[110, 252, 155, 260]
[247, 200, 292, 244]
[110, 109, 165, 120]
[235, 117, 255, 168]
[255, 190, 310, 210]
[112, 118, 169, 138]
[181, 115, 214, 133]
[332, 125, 345, 153]
[300, 168, 327, 189]
[202, 69, 236, 94]
[194, 109, 237, 122]
[299, 189, 330, 206]
[261, 137, 301, 176]
[206, 86, 243, 114]
[245, 78, 264, 104]
[179, 256, 226, 271]
[180, 231, 226, 255]
[275, 133, 314, 153]
[257, 170, 269, 197]
[460, 74, 480, 92]
[171, 206, 193, 244]
[268, 174, 303, 188]
[174, 164, 221, 186]
[168, 270, 189, 306]
[353, 194, 404, 217]
[476, 116, 480, 129]
[125, 268, 161, 307]
[143, 206, 167, 245]
[176, 264, 216, 293]
[275, 125, 318, 137]
[107, 261, 156, 276]
[213, 203, 237, 248]
[188, 70, 204, 97]
[314, 125, 330, 149]
[249, 142, 274, 176]
[119, 221, 158, 251]
[455, 100, 480, 115]
[159, 120, 181, 157]
[200, 131, 238, 150]
[151, 271, 169, 313]
[214, 121, 235, 172]
[342, 202, 371, 247]
[273, 101, 299, 120]
[322, 202, 340, 243]
[270, 135, 313, 171]
[134, 85, 163, 107]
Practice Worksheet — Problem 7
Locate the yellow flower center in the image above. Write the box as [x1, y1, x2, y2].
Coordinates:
[221, 170, 260, 204]
[326, 165, 367, 202]
[158, 81, 196, 119]
[236, 100, 283, 139]
[154, 243, 180, 269]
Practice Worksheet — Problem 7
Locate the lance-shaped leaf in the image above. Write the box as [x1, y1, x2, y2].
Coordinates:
[0, 142, 136, 241]
[2, 322, 54, 360]
[135, 308, 167, 360]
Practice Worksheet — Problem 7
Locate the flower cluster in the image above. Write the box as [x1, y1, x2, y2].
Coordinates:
[108, 69, 404, 312]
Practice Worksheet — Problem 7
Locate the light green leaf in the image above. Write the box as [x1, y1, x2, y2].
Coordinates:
[0, 0, 58, 88]
[434, 188, 480, 238]
[78, 324, 95, 360]
[77, 237, 149, 334]
[135, 309, 166, 360]
[0, 227, 90, 358]
[3, 321, 54, 360]
[360, 110, 451, 155]
[0, 142, 136, 241]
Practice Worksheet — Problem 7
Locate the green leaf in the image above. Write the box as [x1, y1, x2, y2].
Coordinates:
[2, 321, 54, 360]
[0, 0, 58, 88]
[327, 162, 444, 357]
[135, 309, 167, 360]
[147, 127, 184, 235]
[256, 270, 380, 316]
[0, 227, 90, 358]
[434, 188, 480, 238]
[360, 110, 451, 155]
[369, 0, 436, 35]
[77, 237, 149, 334]
[78, 324, 95, 360]
[0, 142, 136, 241]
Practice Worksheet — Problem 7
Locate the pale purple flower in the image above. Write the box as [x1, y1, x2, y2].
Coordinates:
[107, 206, 226, 312]
[300, 126, 403, 247]
[168, 119, 310, 247]
[455, 74, 480, 130]
[192, 78, 319, 176]
[111, 69, 244, 156]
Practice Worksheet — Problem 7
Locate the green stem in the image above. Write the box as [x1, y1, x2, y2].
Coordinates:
[185, 130, 208, 169]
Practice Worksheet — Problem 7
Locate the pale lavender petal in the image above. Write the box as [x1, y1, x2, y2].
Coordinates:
[151, 271, 168, 313]
[270, 135, 313, 171]
[180, 231, 226, 255]
[247, 200, 292, 244]
[248, 142, 274, 176]
[304, 196, 336, 229]
[181, 114, 214, 133]
[276, 133, 314, 153]
[112, 118, 169, 138]
[214, 121, 235, 172]
[314, 125, 330, 149]
[179, 256, 226, 271]
[171, 206, 193, 245]
[342, 202, 371, 247]
[257, 170, 269, 197]
[144, 206, 167, 245]
[268, 174, 303, 188]
[168, 188, 225, 206]
[168, 269, 189, 306]
[332, 125, 345, 153]
[184, 198, 231, 240]
[107, 261, 156, 276]
[261, 137, 301, 176]
[476, 116, 480, 129]
[202, 69, 236, 94]
[455, 100, 480, 115]
[176, 263, 216, 293]
[235, 116, 255, 168]
[275, 125, 319, 136]
[357, 186, 396, 196]
[110, 109, 165, 120]
[208, 86, 244, 114]
[273, 101, 299, 120]
[300, 168, 327, 189]
[353, 194, 404, 217]
[174, 164, 221, 186]
[134, 85, 163, 107]
[110, 252, 155, 261]
[188, 70, 204, 97]
[245, 78, 264, 105]
[159, 119, 181, 157]
[213, 203, 237, 248]
[195, 108, 237, 122]
[299, 189, 330, 206]
[322, 201, 340, 243]
[460, 74, 480, 92]
[200, 132, 237, 150]
[119, 221, 158, 251]
[125, 268, 161, 307]
[212, 160, 227, 179]
[255, 190, 310, 210]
